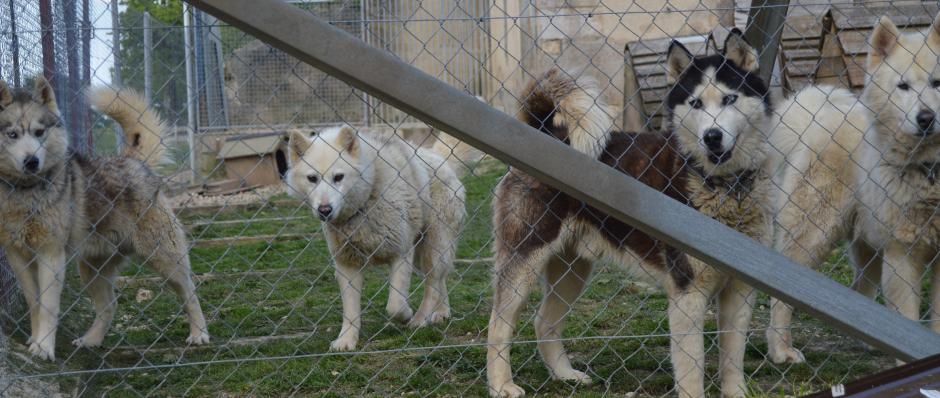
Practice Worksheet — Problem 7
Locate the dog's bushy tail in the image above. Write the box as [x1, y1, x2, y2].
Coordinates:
[520, 69, 612, 159]
[430, 132, 485, 178]
[88, 86, 167, 168]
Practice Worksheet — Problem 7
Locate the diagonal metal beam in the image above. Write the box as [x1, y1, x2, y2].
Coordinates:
[184, 0, 940, 361]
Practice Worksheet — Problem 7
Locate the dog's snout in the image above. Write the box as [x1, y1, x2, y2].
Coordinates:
[917, 109, 936, 134]
[317, 204, 333, 220]
[23, 155, 40, 173]
[703, 129, 723, 149]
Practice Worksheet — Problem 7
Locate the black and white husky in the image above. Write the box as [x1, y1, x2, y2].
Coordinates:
[486, 30, 777, 397]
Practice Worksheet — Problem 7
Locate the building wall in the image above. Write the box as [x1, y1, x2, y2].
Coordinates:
[488, 0, 733, 129]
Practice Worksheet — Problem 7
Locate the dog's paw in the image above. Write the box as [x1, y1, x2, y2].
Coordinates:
[28, 342, 55, 361]
[489, 382, 526, 398]
[554, 369, 592, 385]
[768, 345, 805, 364]
[186, 332, 210, 345]
[329, 337, 358, 352]
[72, 336, 103, 348]
[408, 309, 450, 328]
[387, 305, 414, 323]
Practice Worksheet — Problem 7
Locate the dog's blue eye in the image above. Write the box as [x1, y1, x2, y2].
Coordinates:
[333, 173, 344, 183]
[722, 94, 738, 106]
[307, 175, 319, 184]
[932, 80, 940, 89]
[688, 99, 703, 109]
[5, 131, 17, 139]
[898, 81, 911, 91]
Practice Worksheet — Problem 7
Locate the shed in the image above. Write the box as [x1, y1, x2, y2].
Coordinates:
[217, 131, 290, 189]
[623, 32, 720, 132]
[778, 12, 827, 94]
[825, 3, 940, 92]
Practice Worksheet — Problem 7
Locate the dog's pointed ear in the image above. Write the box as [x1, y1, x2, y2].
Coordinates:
[869, 16, 900, 66]
[288, 130, 312, 164]
[0, 81, 12, 110]
[33, 76, 58, 112]
[337, 125, 359, 156]
[667, 40, 694, 84]
[723, 28, 759, 72]
[928, 12, 940, 51]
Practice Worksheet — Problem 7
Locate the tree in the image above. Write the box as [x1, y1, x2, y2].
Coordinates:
[117, 0, 187, 125]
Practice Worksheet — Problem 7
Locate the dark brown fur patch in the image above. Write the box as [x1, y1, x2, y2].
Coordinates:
[494, 131, 697, 289]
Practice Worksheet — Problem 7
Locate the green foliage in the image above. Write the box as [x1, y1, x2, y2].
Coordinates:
[117, 0, 187, 125]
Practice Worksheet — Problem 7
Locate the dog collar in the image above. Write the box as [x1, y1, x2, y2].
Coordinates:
[687, 162, 758, 200]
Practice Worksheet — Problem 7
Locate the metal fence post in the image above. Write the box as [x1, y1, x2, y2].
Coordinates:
[744, 0, 790, 84]
[183, 4, 199, 184]
[8, 0, 20, 87]
[111, 0, 124, 152]
[143, 11, 152, 103]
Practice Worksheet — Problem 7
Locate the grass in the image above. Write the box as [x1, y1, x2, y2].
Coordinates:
[4, 159, 895, 397]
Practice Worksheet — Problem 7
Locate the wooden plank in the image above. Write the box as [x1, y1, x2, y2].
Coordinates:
[782, 13, 824, 41]
[641, 87, 669, 106]
[186, 0, 940, 361]
[831, 4, 939, 30]
[623, 48, 647, 133]
[837, 30, 869, 55]
[193, 233, 313, 249]
[781, 38, 820, 50]
[625, 36, 711, 59]
[175, 199, 302, 215]
[186, 216, 309, 229]
[782, 59, 817, 77]
[844, 58, 867, 89]
[782, 48, 820, 61]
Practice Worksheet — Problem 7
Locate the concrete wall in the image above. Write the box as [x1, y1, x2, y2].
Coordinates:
[488, 0, 733, 128]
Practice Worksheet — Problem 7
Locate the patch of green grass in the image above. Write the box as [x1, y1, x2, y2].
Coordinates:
[6, 159, 894, 396]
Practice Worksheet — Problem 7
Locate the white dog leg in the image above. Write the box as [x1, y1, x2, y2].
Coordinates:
[387, 251, 415, 323]
[882, 242, 926, 364]
[33, 248, 66, 361]
[6, 249, 40, 347]
[332, 262, 364, 351]
[718, 279, 756, 398]
[882, 242, 924, 323]
[930, 255, 940, 334]
[669, 284, 710, 398]
[535, 254, 592, 384]
[73, 258, 121, 348]
[410, 231, 454, 328]
[487, 248, 549, 398]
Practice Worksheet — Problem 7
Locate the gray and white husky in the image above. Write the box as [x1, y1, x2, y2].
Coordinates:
[0, 78, 209, 360]
[286, 125, 467, 351]
[486, 30, 776, 398]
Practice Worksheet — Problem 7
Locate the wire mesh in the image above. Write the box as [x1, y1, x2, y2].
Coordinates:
[1, 0, 938, 396]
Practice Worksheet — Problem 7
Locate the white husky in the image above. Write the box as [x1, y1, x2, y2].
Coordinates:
[286, 125, 467, 351]
[767, 13, 940, 363]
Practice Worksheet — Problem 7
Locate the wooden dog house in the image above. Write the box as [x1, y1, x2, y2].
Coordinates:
[778, 3, 940, 94]
[217, 131, 290, 189]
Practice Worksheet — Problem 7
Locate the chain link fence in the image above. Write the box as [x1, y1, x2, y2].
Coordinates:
[1, 0, 939, 396]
